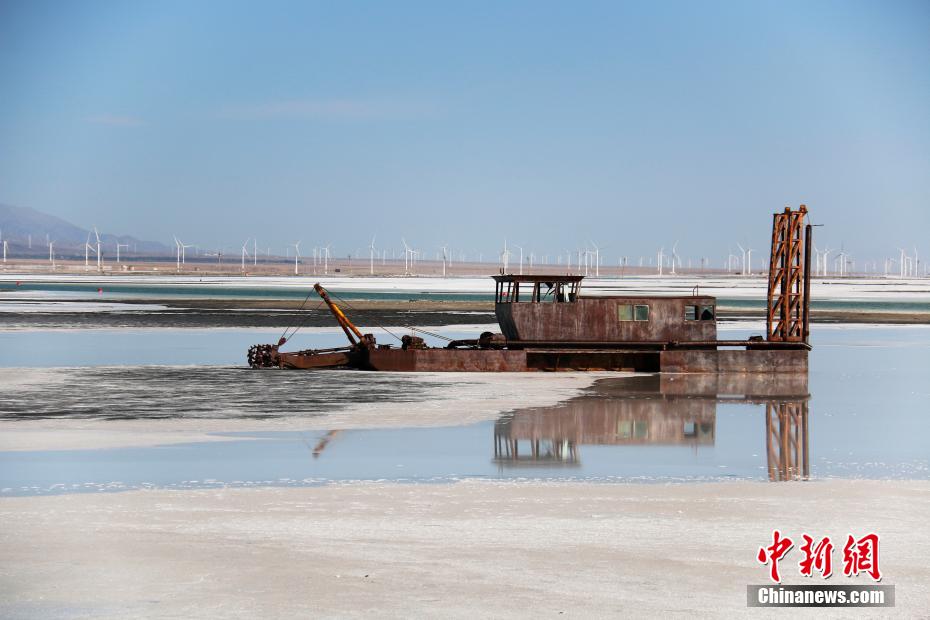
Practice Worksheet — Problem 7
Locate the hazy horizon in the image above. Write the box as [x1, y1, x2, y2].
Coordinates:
[1, 1, 928, 263]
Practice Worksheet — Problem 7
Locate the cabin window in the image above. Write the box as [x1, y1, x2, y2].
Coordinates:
[538, 282, 561, 303]
[684, 305, 698, 321]
[618, 304, 650, 321]
[497, 280, 580, 303]
[617, 420, 631, 438]
[495, 281, 512, 303]
[699, 305, 715, 321]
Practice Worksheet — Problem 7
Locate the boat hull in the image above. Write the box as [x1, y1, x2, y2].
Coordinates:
[268, 347, 807, 373]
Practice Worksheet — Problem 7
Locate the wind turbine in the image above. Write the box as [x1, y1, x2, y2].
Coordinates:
[1, 228, 5, 263]
[402, 238, 413, 275]
[898, 248, 907, 278]
[670, 242, 680, 276]
[241, 238, 251, 272]
[590, 241, 602, 277]
[736, 243, 748, 276]
[48, 240, 55, 268]
[821, 247, 833, 277]
[513, 244, 523, 275]
[726, 248, 740, 274]
[173, 236, 191, 271]
[500, 240, 511, 272]
[656, 247, 664, 276]
[835, 250, 849, 277]
[369, 235, 377, 276]
[291, 241, 301, 275]
[93, 227, 102, 271]
[85, 232, 97, 271]
[813, 246, 823, 277]
[323, 244, 332, 275]
[737, 243, 754, 276]
[440, 245, 448, 277]
[173, 237, 181, 270]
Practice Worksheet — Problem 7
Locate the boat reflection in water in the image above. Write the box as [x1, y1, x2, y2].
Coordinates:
[493, 374, 810, 481]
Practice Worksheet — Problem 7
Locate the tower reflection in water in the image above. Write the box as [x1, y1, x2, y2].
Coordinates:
[493, 374, 810, 481]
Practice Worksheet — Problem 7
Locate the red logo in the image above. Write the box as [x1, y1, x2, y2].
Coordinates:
[843, 533, 881, 581]
[757, 530, 794, 583]
[799, 534, 834, 578]
[758, 531, 880, 583]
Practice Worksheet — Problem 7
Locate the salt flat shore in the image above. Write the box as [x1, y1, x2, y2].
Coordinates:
[4, 272, 930, 302]
[1, 480, 927, 619]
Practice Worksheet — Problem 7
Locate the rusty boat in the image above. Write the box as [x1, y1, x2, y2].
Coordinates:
[248, 206, 813, 373]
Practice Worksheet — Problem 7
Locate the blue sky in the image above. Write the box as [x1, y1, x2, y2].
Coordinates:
[1, 0, 928, 262]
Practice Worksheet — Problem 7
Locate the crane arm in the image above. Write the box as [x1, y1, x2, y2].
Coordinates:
[314, 283, 364, 345]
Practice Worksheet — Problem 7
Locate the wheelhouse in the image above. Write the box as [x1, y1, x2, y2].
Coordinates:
[492, 274, 718, 343]
[493, 274, 584, 304]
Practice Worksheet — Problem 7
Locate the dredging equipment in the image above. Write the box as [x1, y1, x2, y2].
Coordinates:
[248, 205, 813, 373]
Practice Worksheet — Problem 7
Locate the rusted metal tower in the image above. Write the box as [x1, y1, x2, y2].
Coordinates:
[765, 399, 810, 481]
[767, 205, 812, 343]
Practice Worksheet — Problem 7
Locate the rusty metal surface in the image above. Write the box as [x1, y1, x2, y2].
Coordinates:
[492, 274, 585, 284]
[257, 346, 808, 373]
[255, 346, 807, 373]
[766, 399, 810, 481]
[488, 339, 808, 350]
[247, 344, 278, 368]
[277, 350, 353, 369]
[659, 349, 809, 373]
[496, 296, 718, 342]
[364, 348, 529, 372]
[767, 205, 811, 342]
[525, 350, 660, 372]
[802, 222, 813, 341]
[314, 283, 364, 345]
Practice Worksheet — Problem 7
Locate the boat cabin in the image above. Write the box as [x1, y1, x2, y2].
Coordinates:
[493, 274, 718, 343]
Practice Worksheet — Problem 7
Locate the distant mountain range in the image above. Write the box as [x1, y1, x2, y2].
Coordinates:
[0, 203, 170, 255]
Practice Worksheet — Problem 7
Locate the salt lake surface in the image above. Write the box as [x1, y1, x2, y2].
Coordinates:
[1, 314, 927, 494]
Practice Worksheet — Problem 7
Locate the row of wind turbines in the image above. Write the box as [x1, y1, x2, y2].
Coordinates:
[496, 239, 756, 278]
[277, 236, 455, 277]
[0, 227, 133, 271]
[1, 225, 924, 279]
[812, 245, 922, 278]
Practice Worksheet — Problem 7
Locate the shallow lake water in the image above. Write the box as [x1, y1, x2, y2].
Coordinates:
[1, 322, 928, 495]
